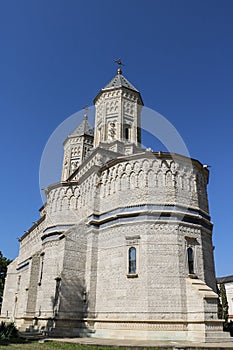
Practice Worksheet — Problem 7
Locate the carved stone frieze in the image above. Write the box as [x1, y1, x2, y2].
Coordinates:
[94, 320, 188, 331]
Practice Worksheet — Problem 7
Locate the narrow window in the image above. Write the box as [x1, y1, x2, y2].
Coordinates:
[125, 127, 129, 140]
[129, 247, 136, 274]
[39, 254, 44, 285]
[17, 275, 21, 292]
[187, 247, 194, 274]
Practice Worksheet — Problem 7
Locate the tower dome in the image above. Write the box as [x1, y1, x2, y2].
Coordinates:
[61, 114, 94, 181]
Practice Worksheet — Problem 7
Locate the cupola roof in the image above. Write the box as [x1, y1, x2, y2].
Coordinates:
[94, 66, 143, 105]
[69, 115, 94, 137]
[102, 71, 139, 92]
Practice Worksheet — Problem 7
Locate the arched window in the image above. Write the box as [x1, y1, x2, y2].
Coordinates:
[129, 247, 136, 274]
[187, 247, 194, 274]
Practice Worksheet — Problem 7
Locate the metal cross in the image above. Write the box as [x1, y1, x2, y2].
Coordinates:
[115, 59, 125, 68]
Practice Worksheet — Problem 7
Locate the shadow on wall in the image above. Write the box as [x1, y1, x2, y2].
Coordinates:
[47, 226, 94, 337]
[53, 274, 94, 337]
[39, 223, 97, 337]
[39, 275, 92, 337]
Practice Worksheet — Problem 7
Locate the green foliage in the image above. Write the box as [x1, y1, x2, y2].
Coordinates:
[0, 251, 11, 298]
[217, 284, 223, 319]
[220, 283, 229, 328]
[0, 342, 171, 350]
[217, 282, 229, 328]
[0, 321, 18, 341]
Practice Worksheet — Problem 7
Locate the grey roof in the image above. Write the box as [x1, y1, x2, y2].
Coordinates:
[102, 73, 139, 92]
[69, 116, 94, 137]
[217, 275, 233, 284]
[94, 71, 144, 105]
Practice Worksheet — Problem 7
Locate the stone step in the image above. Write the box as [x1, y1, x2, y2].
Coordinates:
[205, 331, 232, 343]
[206, 338, 233, 343]
[19, 331, 45, 340]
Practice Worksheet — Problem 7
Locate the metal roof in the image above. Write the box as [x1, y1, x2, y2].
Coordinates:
[69, 116, 94, 137]
[93, 70, 144, 105]
[102, 73, 139, 92]
[217, 275, 233, 284]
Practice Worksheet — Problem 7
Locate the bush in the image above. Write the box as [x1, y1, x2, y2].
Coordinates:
[0, 321, 18, 341]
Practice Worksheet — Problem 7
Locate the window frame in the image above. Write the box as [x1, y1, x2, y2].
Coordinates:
[185, 236, 198, 279]
[128, 246, 137, 275]
[38, 252, 45, 286]
[187, 247, 194, 275]
[125, 235, 140, 278]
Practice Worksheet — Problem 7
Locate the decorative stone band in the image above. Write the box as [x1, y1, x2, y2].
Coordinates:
[205, 321, 226, 332]
[88, 204, 212, 231]
[41, 318, 224, 332]
[41, 224, 74, 242]
[92, 319, 188, 331]
[88, 319, 224, 332]
[16, 257, 32, 271]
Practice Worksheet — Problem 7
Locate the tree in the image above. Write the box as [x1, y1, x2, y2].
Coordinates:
[0, 252, 11, 299]
[218, 282, 229, 329]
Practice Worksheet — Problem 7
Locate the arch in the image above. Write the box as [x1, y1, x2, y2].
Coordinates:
[74, 187, 80, 197]
[161, 160, 169, 172]
[128, 247, 136, 274]
[110, 177, 115, 195]
[166, 171, 173, 187]
[147, 169, 155, 188]
[142, 160, 150, 171]
[106, 180, 111, 196]
[179, 174, 184, 190]
[152, 160, 160, 172]
[130, 172, 136, 189]
[66, 187, 73, 199]
[170, 161, 177, 174]
[125, 163, 132, 174]
[185, 175, 191, 191]
[138, 170, 144, 188]
[117, 164, 123, 177]
[62, 196, 69, 210]
[50, 190, 57, 213]
[157, 170, 163, 187]
[70, 196, 76, 210]
[121, 173, 128, 191]
[133, 161, 140, 174]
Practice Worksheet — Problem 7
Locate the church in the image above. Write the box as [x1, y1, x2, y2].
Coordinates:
[1, 66, 229, 342]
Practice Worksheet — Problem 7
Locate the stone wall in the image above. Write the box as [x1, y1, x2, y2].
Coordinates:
[45, 152, 210, 228]
[93, 221, 214, 322]
[58, 225, 88, 319]
[1, 151, 218, 342]
[98, 155, 208, 214]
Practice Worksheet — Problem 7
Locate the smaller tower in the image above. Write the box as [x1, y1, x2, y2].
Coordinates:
[93, 63, 143, 149]
[61, 114, 94, 181]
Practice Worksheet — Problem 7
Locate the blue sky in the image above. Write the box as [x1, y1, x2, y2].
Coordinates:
[0, 0, 232, 277]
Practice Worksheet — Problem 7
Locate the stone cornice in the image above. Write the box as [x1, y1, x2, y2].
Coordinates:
[87, 204, 212, 231]
[18, 215, 46, 242]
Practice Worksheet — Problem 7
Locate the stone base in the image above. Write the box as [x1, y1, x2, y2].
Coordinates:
[5, 316, 232, 343]
[89, 319, 231, 343]
[46, 318, 232, 343]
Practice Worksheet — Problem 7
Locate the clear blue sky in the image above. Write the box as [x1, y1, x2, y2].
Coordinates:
[0, 0, 232, 277]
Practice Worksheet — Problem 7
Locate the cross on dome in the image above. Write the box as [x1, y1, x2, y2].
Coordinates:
[115, 58, 124, 75]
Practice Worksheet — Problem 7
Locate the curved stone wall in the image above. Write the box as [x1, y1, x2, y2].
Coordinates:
[46, 153, 209, 226]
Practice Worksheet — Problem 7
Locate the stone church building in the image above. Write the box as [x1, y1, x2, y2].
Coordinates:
[1, 67, 229, 342]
